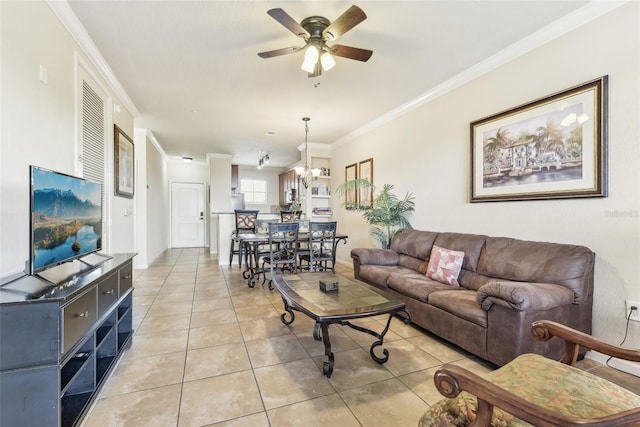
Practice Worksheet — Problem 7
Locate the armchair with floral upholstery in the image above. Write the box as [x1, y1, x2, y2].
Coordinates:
[420, 320, 640, 427]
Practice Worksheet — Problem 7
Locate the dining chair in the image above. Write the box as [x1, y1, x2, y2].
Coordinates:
[261, 222, 299, 289]
[280, 210, 302, 222]
[298, 221, 337, 272]
[229, 209, 259, 267]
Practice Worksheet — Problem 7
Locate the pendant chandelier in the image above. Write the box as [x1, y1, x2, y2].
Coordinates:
[295, 117, 321, 189]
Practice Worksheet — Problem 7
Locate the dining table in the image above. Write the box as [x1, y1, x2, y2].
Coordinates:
[237, 228, 348, 288]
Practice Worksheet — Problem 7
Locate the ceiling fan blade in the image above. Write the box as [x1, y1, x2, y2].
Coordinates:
[323, 5, 367, 41]
[267, 8, 309, 38]
[330, 44, 373, 62]
[258, 47, 302, 59]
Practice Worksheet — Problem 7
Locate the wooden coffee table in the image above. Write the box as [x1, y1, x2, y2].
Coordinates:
[271, 272, 411, 378]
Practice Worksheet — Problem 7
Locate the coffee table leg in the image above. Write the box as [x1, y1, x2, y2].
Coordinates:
[317, 322, 334, 378]
[280, 298, 295, 325]
[342, 308, 412, 365]
[369, 314, 394, 363]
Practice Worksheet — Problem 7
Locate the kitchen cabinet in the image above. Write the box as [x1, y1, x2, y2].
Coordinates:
[279, 169, 299, 206]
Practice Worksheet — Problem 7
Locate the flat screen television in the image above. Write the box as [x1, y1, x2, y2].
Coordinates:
[29, 166, 103, 275]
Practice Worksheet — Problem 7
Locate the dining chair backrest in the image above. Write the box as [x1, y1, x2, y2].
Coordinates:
[235, 210, 259, 233]
[307, 221, 337, 271]
[280, 210, 302, 223]
[267, 222, 300, 273]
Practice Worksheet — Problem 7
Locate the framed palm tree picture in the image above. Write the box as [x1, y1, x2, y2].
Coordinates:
[358, 158, 374, 208]
[470, 76, 607, 202]
[345, 163, 358, 209]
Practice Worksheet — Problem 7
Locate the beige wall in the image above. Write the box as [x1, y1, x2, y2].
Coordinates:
[332, 2, 640, 348]
[0, 1, 136, 276]
[144, 135, 169, 266]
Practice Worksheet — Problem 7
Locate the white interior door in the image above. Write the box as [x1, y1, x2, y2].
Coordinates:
[171, 182, 205, 248]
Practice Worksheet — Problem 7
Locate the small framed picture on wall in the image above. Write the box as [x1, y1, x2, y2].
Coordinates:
[345, 163, 358, 209]
[114, 124, 134, 198]
[358, 158, 373, 208]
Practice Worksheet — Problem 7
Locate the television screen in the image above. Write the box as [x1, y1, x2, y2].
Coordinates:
[30, 166, 103, 274]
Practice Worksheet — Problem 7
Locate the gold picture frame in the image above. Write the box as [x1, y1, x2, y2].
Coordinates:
[114, 124, 134, 198]
[345, 163, 358, 209]
[471, 76, 607, 202]
[358, 158, 374, 208]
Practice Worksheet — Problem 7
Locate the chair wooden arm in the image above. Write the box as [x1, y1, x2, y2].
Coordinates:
[434, 364, 640, 427]
[531, 320, 640, 365]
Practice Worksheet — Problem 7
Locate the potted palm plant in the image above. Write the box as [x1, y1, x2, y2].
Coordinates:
[336, 179, 415, 248]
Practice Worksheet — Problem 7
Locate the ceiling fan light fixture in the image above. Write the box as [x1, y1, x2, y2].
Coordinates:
[304, 45, 319, 63]
[301, 45, 320, 73]
[301, 58, 316, 73]
[320, 52, 336, 71]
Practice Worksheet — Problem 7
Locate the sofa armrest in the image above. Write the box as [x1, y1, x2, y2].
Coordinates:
[351, 248, 399, 266]
[477, 281, 575, 312]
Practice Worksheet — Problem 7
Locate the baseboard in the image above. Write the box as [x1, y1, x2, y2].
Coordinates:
[336, 258, 352, 268]
[586, 350, 640, 377]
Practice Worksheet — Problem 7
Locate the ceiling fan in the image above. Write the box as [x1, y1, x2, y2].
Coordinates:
[257, 5, 373, 78]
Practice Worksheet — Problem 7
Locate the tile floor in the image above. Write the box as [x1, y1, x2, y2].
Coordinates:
[81, 248, 639, 427]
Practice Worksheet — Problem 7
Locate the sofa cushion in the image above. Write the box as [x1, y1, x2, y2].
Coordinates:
[390, 229, 438, 260]
[398, 253, 429, 273]
[477, 281, 575, 311]
[433, 232, 487, 273]
[426, 246, 464, 286]
[428, 290, 487, 327]
[387, 273, 455, 303]
[477, 237, 595, 304]
[358, 265, 416, 289]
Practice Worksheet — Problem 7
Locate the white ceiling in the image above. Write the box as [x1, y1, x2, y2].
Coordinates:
[66, 0, 592, 167]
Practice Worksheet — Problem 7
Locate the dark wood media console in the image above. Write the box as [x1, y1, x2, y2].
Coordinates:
[0, 253, 136, 427]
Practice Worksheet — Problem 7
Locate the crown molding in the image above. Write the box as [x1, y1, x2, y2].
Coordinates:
[332, 0, 630, 147]
[47, 1, 140, 117]
[134, 128, 167, 160]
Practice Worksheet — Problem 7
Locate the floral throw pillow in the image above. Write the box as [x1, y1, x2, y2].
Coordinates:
[426, 245, 465, 286]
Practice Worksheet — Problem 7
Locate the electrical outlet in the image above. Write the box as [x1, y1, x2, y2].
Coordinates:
[626, 300, 640, 322]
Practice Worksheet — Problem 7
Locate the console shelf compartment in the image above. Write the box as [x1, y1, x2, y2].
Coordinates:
[60, 352, 92, 394]
[118, 330, 133, 351]
[0, 253, 136, 427]
[96, 355, 116, 385]
[61, 391, 93, 427]
[96, 325, 114, 347]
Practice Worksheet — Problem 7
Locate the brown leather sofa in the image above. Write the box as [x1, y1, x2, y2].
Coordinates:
[351, 230, 595, 366]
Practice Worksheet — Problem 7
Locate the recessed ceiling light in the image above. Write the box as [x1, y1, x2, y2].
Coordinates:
[265, 131, 277, 136]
